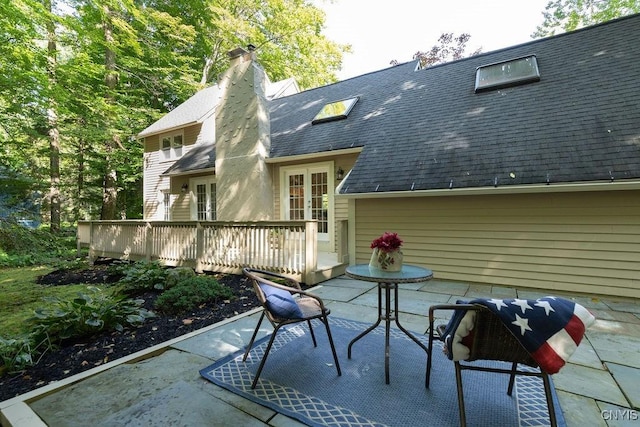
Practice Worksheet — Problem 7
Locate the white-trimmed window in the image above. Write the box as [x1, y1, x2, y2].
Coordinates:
[160, 132, 183, 161]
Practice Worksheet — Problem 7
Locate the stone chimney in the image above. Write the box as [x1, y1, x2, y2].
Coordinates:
[226, 45, 255, 67]
[214, 46, 273, 221]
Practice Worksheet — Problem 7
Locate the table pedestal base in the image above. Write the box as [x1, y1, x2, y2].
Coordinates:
[347, 281, 429, 384]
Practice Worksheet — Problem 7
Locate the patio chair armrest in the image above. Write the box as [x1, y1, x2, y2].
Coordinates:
[294, 288, 328, 312]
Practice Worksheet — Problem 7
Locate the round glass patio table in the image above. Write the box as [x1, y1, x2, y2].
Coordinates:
[345, 264, 433, 384]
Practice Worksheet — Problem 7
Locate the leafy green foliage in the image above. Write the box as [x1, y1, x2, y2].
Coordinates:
[154, 276, 234, 314]
[110, 260, 169, 295]
[165, 267, 196, 289]
[30, 287, 155, 343]
[533, 0, 640, 37]
[409, 33, 482, 68]
[1, 282, 155, 374]
[0, 335, 34, 374]
[1, 0, 347, 224]
[0, 221, 78, 267]
[0, 333, 50, 374]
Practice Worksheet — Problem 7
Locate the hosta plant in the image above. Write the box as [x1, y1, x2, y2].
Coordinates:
[30, 287, 155, 343]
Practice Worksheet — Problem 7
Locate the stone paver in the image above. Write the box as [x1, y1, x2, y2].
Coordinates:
[172, 312, 263, 360]
[566, 336, 604, 370]
[310, 283, 369, 302]
[98, 380, 267, 427]
[556, 390, 607, 427]
[606, 363, 640, 409]
[418, 279, 469, 296]
[29, 350, 212, 426]
[552, 363, 628, 407]
[604, 300, 640, 315]
[588, 327, 640, 369]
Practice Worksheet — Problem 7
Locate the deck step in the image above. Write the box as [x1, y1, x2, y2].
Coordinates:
[308, 263, 347, 285]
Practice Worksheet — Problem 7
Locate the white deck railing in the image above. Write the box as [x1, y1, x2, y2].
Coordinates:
[77, 220, 318, 283]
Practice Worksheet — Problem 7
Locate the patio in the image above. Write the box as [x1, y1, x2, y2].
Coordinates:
[1, 276, 638, 426]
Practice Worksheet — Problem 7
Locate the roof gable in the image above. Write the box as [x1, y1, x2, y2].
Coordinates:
[138, 86, 220, 138]
[139, 76, 299, 139]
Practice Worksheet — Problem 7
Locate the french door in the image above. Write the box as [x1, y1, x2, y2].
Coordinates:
[191, 177, 216, 220]
[283, 165, 331, 243]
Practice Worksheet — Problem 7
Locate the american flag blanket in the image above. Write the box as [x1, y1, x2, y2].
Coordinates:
[445, 297, 596, 374]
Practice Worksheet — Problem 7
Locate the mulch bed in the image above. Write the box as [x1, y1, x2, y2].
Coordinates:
[0, 266, 261, 402]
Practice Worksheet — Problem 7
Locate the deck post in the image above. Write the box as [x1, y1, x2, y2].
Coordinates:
[337, 220, 349, 264]
[195, 222, 204, 273]
[88, 221, 96, 264]
[144, 222, 153, 261]
[304, 220, 318, 284]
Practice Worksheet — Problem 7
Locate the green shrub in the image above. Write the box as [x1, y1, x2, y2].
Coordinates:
[154, 276, 234, 314]
[50, 257, 92, 272]
[111, 260, 168, 295]
[165, 267, 196, 289]
[0, 333, 47, 374]
[30, 287, 155, 343]
[0, 222, 76, 267]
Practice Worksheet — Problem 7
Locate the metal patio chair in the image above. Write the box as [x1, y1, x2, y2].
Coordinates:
[242, 267, 342, 389]
[426, 304, 557, 427]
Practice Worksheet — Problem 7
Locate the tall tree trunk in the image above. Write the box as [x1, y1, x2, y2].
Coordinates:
[46, 0, 60, 232]
[74, 135, 85, 222]
[101, 4, 118, 220]
[44, 0, 60, 233]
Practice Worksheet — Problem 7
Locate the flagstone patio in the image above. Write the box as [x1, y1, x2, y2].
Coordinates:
[1, 276, 638, 426]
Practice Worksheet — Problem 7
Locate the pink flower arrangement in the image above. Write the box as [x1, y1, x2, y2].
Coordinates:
[370, 232, 403, 253]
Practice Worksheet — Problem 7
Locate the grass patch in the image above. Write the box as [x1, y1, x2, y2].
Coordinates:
[0, 267, 110, 336]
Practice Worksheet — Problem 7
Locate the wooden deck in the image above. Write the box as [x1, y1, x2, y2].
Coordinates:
[77, 220, 347, 284]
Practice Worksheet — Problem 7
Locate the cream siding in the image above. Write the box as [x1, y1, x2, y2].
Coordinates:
[142, 124, 202, 220]
[354, 190, 640, 298]
[169, 192, 192, 221]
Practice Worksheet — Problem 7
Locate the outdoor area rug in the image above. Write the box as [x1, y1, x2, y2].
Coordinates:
[200, 317, 566, 427]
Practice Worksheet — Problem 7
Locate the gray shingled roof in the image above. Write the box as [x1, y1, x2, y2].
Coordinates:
[268, 14, 640, 194]
[162, 142, 215, 176]
[138, 86, 220, 138]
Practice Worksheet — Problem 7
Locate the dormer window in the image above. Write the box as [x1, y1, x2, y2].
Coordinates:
[160, 131, 183, 161]
[475, 55, 540, 93]
[312, 97, 359, 124]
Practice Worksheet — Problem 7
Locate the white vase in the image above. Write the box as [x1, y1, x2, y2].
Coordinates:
[369, 248, 403, 272]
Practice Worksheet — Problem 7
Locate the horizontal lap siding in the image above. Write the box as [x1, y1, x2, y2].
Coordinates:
[143, 124, 203, 220]
[355, 190, 640, 298]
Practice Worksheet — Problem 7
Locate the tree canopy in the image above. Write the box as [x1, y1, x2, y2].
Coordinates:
[0, 0, 348, 228]
[412, 33, 482, 68]
[533, 0, 640, 37]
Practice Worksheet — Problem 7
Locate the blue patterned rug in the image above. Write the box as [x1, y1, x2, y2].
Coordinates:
[200, 317, 566, 427]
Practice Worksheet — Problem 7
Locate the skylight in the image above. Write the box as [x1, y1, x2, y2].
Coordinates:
[475, 55, 540, 93]
[312, 97, 359, 124]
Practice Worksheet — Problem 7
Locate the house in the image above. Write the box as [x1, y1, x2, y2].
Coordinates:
[134, 15, 640, 297]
